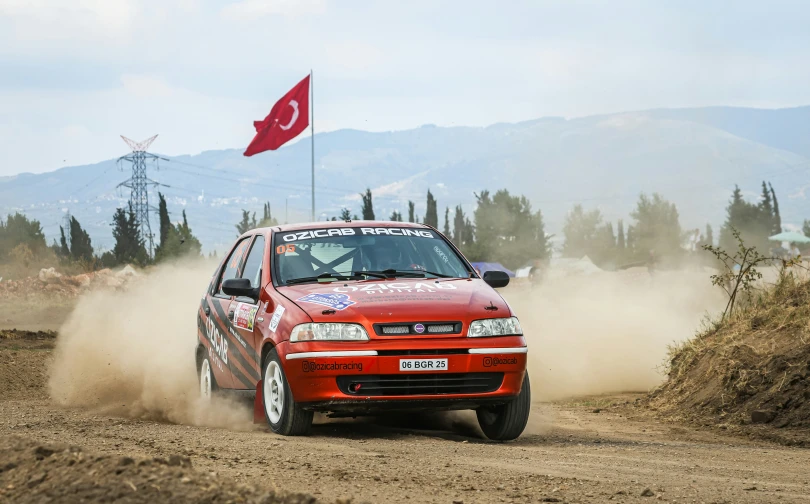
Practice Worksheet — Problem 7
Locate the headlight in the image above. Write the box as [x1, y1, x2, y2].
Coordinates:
[290, 323, 370, 342]
[467, 317, 523, 337]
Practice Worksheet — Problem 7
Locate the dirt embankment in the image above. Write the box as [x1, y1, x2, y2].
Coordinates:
[0, 265, 142, 331]
[0, 329, 56, 400]
[648, 273, 810, 446]
[0, 435, 324, 504]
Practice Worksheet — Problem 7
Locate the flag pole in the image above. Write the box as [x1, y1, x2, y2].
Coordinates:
[310, 69, 315, 222]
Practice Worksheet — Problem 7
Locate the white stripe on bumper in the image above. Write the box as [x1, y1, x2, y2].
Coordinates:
[468, 347, 528, 354]
[285, 350, 379, 360]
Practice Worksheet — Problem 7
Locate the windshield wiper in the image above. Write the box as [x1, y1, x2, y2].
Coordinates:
[352, 271, 389, 279]
[363, 269, 455, 279]
[285, 273, 361, 285]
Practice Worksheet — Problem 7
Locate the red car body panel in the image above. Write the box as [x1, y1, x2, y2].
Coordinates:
[196, 221, 528, 417]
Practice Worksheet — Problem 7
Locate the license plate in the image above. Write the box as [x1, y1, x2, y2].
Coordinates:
[399, 358, 448, 372]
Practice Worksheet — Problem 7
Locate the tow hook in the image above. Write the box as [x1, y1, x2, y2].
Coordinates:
[348, 382, 362, 393]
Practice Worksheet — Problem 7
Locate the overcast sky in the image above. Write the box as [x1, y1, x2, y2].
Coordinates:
[1, 0, 809, 176]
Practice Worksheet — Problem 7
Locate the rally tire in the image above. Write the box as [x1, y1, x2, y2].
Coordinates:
[262, 349, 313, 436]
[476, 372, 531, 441]
[199, 355, 218, 400]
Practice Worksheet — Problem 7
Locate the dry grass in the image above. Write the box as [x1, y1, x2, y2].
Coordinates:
[649, 270, 810, 442]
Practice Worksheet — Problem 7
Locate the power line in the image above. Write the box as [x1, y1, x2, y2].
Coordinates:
[159, 157, 405, 200]
[162, 163, 350, 197]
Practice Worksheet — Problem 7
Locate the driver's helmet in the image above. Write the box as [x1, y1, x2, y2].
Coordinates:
[373, 239, 404, 270]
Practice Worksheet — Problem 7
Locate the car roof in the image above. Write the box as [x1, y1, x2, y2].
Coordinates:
[244, 220, 434, 238]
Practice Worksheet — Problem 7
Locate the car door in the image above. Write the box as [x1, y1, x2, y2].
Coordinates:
[204, 236, 252, 390]
[226, 234, 266, 390]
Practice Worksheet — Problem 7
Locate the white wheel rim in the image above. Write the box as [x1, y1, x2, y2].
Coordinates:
[200, 359, 212, 400]
[264, 361, 285, 424]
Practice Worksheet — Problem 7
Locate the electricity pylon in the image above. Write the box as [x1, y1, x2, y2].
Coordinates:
[117, 135, 161, 256]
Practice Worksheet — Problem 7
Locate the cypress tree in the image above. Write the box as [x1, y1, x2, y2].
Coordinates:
[705, 224, 714, 246]
[59, 226, 70, 257]
[770, 182, 782, 234]
[453, 206, 465, 244]
[626, 225, 636, 257]
[407, 201, 415, 223]
[617, 219, 625, 250]
[424, 190, 438, 228]
[443, 207, 451, 236]
[361, 189, 375, 220]
[759, 181, 773, 232]
[178, 210, 202, 257]
[259, 202, 278, 226]
[68, 216, 93, 262]
[112, 204, 148, 266]
[157, 192, 170, 250]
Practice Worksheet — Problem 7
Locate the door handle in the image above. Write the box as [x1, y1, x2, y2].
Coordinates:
[204, 306, 210, 316]
[228, 309, 235, 321]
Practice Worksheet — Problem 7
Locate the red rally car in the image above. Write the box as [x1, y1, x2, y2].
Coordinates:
[196, 221, 530, 440]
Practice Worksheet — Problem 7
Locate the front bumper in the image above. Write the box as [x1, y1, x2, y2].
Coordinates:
[278, 336, 528, 409]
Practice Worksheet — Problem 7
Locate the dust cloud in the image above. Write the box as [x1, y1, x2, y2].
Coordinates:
[46, 257, 724, 437]
[502, 267, 725, 402]
[48, 258, 255, 430]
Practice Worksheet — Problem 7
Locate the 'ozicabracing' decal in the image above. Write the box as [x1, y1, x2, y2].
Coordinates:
[483, 356, 518, 367]
[301, 360, 363, 373]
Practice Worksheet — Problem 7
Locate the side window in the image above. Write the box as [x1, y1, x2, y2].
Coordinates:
[216, 237, 251, 296]
[240, 235, 266, 288]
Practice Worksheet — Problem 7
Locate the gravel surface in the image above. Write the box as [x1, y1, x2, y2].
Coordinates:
[2, 335, 810, 503]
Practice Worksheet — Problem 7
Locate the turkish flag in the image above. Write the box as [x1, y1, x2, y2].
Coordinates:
[244, 75, 310, 156]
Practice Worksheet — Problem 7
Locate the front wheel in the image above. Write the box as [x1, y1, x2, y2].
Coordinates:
[476, 372, 531, 441]
[262, 349, 313, 435]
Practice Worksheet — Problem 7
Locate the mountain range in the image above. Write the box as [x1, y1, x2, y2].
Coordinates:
[2, 105, 809, 254]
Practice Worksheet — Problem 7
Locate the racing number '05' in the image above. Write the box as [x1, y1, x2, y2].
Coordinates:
[196, 221, 530, 440]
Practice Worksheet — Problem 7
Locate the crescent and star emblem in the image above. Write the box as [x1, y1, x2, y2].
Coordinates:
[278, 100, 299, 130]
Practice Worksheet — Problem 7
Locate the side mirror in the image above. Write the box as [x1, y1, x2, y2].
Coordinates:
[222, 278, 259, 299]
[482, 270, 510, 288]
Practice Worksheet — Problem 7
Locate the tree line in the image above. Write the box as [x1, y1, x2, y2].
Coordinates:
[329, 187, 551, 270]
[0, 193, 205, 278]
[560, 181, 786, 269]
[331, 180, 792, 272]
[0, 179, 800, 278]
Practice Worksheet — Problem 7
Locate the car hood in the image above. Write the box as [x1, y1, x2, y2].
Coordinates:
[278, 278, 511, 327]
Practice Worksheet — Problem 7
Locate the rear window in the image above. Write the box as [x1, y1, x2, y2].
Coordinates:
[272, 227, 469, 284]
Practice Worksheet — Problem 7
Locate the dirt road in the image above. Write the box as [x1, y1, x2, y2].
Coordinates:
[2, 338, 810, 503]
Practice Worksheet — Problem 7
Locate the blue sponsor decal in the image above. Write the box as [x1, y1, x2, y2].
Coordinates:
[296, 293, 356, 311]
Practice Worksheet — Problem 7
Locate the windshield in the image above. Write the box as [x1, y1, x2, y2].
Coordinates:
[272, 226, 470, 285]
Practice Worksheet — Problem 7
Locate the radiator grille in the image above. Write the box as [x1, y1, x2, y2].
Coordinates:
[336, 373, 503, 396]
[373, 322, 462, 336]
